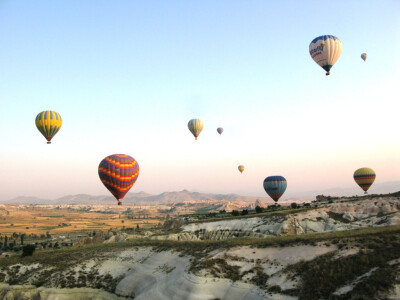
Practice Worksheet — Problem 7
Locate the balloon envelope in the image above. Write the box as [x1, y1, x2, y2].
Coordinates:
[263, 176, 287, 202]
[361, 53, 368, 61]
[217, 127, 223, 135]
[354, 167, 375, 193]
[188, 119, 204, 140]
[98, 154, 139, 204]
[238, 165, 245, 173]
[35, 111, 62, 144]
[309, 35, 342, 75]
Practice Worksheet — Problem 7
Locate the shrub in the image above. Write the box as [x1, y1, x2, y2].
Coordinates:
[231, 210, 240, 216]
[255, 206, 263, 213]
[21, 244, 36, 257]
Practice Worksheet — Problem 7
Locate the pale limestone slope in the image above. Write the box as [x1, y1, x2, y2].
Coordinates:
[157, 197, 400, 241]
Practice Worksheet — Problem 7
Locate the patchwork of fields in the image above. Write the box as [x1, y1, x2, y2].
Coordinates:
[0, 205, 162, 236]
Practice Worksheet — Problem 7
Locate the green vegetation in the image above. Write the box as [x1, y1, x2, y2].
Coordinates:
[285, 231, 400, 300]
[189, 258, 241, 281]
[189, 206, 313, 225]
[250, 265, 269, 288]
[339, 266, 399, 299]
[255, 206, 263, 213]
[21, 244, 36, 257]
[327, 212, 351, 224]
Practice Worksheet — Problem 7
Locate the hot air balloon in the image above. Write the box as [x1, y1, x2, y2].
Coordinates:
[35, 111, 62, 144]
[309, 35, 342, 75]
[354, 167, 375, 194]
[188, 119, 204, 140]
[98, 154, 139, 205]
[217, 127, 223, 135]
[238, 165, 245, 174]
[263, 176, 287, 203]
[361, 53, 368, 61]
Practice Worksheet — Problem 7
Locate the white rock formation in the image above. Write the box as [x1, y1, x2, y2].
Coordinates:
[155, 197, 400, 241]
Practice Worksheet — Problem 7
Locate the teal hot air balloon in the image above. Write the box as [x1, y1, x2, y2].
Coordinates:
[263, 176, 287, 204]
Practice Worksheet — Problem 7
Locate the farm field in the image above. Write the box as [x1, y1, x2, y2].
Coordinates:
[0, 205, 162, 236]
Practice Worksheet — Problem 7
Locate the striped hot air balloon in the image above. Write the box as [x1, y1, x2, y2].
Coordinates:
[263, 176, 287, 203]
[354, 167, 375, 194]
[35, 111, 62, 144]
[309, 35, 342, 75]
[188, 119, 204, 140]
[98, 154, 139, 205]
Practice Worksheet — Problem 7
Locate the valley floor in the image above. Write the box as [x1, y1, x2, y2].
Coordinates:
[1, 196, 400, 300]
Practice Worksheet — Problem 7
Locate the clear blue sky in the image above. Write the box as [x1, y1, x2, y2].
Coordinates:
[0, 1, 399, 200]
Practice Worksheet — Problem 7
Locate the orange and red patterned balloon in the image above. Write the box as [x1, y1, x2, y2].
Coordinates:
[98, 154, 139, 205]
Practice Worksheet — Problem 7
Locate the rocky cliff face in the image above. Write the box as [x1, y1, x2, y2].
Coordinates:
[152, 197, 400, 241]
[1, 196, 399, 300]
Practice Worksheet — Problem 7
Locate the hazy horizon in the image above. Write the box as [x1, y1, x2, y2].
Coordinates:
[2, 180, 399, 204]
[0, 1, 399, 200]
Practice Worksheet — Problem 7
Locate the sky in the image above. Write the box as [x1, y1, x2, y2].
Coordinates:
[0, 0, 399, 200]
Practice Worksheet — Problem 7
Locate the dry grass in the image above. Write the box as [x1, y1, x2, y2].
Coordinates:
[0, 205, 160, 236]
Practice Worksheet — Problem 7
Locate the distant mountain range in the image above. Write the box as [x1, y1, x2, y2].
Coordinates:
[1, 190, 271, 206]
[2, 181, 399, 205]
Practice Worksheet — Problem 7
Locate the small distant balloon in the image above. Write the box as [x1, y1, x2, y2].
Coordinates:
[361, 53, 368, 61]
[309, 35, 342, 75]
[35, 111, 63, 144]
[354, 167, 375, 194]
[263, 176, 287, 203]
[98, 154, 139, 205]
[238, 165, 245, 174]
[217, 127, 223, 135]
[188, 119, 204, 140]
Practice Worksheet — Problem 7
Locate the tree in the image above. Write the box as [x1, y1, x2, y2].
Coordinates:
[4, 236, 8, 248]
[21, 234, 25, 245]
[291, 203, 298, 209]
[255, 206, 263, 213]
[231, 210, 240, 216]
[136, 224, 140, 230]
[22, 244, 36, 257]
[241, 209, 249, 215]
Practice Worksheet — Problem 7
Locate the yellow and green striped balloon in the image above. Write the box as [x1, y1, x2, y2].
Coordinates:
[353, 167, 376, 194]
[35, 111, 63, 144]
[188, 119, 204, 140]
